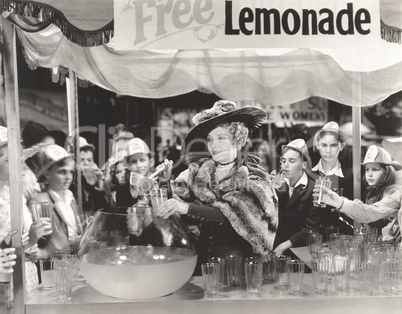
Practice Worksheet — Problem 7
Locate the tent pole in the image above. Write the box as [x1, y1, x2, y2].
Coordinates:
[1, 17, 26, 313]
[66, 71, 82, 212]
[352, 74, 362, 231]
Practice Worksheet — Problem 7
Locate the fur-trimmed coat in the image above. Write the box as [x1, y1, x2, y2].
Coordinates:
[173, 158, 278, 253]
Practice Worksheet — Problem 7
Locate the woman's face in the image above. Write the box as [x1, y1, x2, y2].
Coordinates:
[280, 149, 305, 180]
[365, 163, 386, 186]
[46, 162, 74, 191]
[207, 126, 238, 164]
[316, 134, 343, 162]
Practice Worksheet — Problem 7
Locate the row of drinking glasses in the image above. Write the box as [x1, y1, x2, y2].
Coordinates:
[38, 247, 80, 302]
[201, 254, 307, 296]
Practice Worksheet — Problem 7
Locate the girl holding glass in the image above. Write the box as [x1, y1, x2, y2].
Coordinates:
[362, 145, 401, 237]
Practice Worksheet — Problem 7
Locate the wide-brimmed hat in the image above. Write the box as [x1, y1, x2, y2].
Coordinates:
[382, 137, 402, 166]
[283, 138, 312, 168]
[79, 137, 95, 152]
[181, 100, 267, 162]
[362, 145, 402, 170]
[29, 144, 72, 183]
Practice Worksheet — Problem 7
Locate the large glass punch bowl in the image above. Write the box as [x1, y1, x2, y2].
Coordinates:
[77, 207, 197, 299]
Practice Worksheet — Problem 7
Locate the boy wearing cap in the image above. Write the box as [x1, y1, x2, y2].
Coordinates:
[29, 144, 83, 251]
[115, 138, 171, 207]
[312, 121, 354, 237]
[75, 137, 109, 213]
[273, 139, 321, 255]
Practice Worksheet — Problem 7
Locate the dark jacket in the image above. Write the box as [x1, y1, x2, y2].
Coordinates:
[274, 171, 321, 248]
[30, 190, 84, 251]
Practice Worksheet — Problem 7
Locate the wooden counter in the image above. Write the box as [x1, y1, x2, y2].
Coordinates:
[26, 273, 402, 314]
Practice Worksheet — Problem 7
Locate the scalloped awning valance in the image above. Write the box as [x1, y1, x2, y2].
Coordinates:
[2, 0, 402, 106]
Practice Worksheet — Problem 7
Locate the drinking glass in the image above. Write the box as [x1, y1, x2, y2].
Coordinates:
[307, 233, 323, 258]
[329, 233, 345, 255]
[149, 188, 168, 215]
[382, 259, 399, 294]
[311, 258, 329, 294]
[54, 260, 74, 302]
[362, 260, 380, 295]
[244, 259, 263, 294]
[287, 260, 304, 295]
[226, 255, 243, 287]
[208, 257, 226, 291]
[31, 202, 52, 221]
[325, 226, 339, 243]
[273, 255, 290, 290]
[333, 255, 350, 291]
[39, 258, 55, 289]
[201, 262, 220, 297]
[313, 177, 332, 207]
[261, 251, 276, 283]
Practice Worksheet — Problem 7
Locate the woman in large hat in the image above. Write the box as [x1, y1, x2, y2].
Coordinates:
[158, 100, 278, 269]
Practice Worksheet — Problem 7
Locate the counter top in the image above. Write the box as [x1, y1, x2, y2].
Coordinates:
[26, 273, 402, 314]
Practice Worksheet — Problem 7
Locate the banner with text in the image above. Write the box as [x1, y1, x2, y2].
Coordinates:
[239, 97, 328, 127]
[114, 0, 380, 50]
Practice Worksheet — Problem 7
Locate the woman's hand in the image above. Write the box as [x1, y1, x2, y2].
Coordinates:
[312, 186, 343, 208]
[273, 240, 292, 256]
[0, 248, 16, 273]
[157, 199, 189, 219]
[28, 218, 52, 247]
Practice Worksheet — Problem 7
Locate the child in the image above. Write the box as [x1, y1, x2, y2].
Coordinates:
[361, 145, 401, 236]
[312, 121, 354, 236]
[0, 126, 52, 292]
[273, 139, 320, 255]
[115, 138, 171, 207]
[29, 144, 83, 252]
[75, 137, 109, 213]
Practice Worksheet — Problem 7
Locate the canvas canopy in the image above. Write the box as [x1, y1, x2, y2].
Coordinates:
[1, 0, 402, 106]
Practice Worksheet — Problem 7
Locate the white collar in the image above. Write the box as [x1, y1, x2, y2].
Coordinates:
[48, 187, 74, 206]
[312, 159, 344, 178]
[285, 171, 308, 190]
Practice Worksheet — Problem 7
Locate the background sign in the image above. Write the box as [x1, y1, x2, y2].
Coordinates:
[239, 97, 328, 127]
[114, 0, 381, 50]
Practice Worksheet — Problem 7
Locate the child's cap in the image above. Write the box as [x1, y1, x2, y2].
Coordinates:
[79, 137, 95, 152]
[29, 144, 72, 183]
[363, 145, 402, 170]
[125, 138, 151, 157]
[283, 138, 312, 168]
